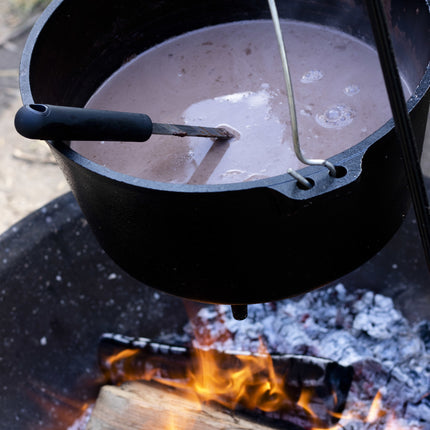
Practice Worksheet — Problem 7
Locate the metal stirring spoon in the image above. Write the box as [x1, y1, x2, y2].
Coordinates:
[14, 104, 234, 142]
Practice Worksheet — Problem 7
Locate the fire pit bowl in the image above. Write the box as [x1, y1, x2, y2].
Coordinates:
[19, 0, 430, 304]
[0, 193, 189, 429]
[0, 190, 429, 429]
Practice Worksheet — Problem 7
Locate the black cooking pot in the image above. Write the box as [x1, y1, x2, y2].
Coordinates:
[19, 0, 430, 305]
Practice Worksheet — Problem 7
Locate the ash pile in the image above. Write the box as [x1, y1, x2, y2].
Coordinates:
[179, 284, 430, 429]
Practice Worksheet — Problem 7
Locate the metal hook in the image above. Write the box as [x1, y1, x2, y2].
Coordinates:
[267, 0, 337, 177]
[287, 168, 313, 189]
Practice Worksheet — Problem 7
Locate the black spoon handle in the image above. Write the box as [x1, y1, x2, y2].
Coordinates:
[15, 104, 154, 142]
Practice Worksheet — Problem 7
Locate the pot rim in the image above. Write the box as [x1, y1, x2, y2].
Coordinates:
[19, 0, 430, 194]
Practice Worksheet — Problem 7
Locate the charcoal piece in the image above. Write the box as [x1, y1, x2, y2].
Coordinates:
[417, 320, 430, 351]
[350, 359, 389, 398]
[97, 333, 353, 429]
[98, 333, 190, 384]
[405, 401, 430, 424]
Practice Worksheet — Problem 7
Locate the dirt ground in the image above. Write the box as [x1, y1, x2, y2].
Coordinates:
[0, 2, 69, 234]
[0, 2, 429, 235]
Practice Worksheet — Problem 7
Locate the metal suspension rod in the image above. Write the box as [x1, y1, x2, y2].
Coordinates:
[364, 0, 430, 272]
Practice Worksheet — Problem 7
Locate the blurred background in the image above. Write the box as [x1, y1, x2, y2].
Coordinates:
[0, 0, 69, 234]
[0, 0, 429, 235]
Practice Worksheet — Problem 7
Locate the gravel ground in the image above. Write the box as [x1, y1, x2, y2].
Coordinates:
[0, 3, 429, 236]
[0, 2, 69, 234]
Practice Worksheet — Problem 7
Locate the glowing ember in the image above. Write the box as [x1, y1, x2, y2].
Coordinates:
[28, 382, 93, 430]
[366, 390, 385, 423]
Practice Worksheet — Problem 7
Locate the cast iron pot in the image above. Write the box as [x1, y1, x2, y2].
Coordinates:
[19, 0, 430, 304]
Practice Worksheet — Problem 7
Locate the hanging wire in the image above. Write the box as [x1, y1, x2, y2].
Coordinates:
[286, 167, 313, 189]
[267, 0, 337, 179]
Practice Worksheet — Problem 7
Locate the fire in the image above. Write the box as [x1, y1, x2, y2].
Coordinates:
[313, 389, 413, 430]
[174, 344, 287, 412]
[31, 309, 426, 429]
[102, 327, 415, 430]
[94, 309, 346, 428]
[33, 345, 421, 430]
[105, 348, 140, 366]
[105, 339, 295, 413]
[34, 351, 418, 430]
[297, 389, 318, 418]
[100, 336, 344, 430]
[366, 389, 386, 423]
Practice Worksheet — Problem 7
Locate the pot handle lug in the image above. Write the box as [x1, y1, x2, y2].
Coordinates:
[269, 154, 363, 201]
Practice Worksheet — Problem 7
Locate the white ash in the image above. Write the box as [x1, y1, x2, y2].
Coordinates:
[183, 284, 430, 429]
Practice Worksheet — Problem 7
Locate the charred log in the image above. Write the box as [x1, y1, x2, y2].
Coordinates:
[97, 333, 353, 429]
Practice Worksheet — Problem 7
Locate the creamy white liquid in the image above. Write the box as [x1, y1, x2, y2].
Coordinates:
[71, 20, 410, 184]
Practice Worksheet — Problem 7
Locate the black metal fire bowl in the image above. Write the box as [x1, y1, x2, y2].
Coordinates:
[0, 193, 189, 429]
[18, 0, 430, 305]
[0, 188, 429, 429]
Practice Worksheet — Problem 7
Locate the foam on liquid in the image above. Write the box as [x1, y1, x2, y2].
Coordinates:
[71, 20, 410, 185]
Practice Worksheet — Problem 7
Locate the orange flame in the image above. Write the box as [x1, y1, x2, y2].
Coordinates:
[104, 338, 320, 421]
[297, 388, 318, 418]
[179, 344, 287, 412]
[34, 351, 417, 430]
[366, 389, 386, 423]
[313, 389, 413, 430]
[104, 348, 140, 366]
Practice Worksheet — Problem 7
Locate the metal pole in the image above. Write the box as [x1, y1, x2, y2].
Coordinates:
[364, 0, 430, 272]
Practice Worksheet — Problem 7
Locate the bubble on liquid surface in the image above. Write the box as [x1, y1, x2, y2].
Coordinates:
[343, 84, 360, 96]
[315, 104, 355, 129]
[300, 70, 324, 83]
[300, 105, 313, 117]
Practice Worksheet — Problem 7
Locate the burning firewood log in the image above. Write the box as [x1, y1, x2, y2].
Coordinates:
[96, 333, 353, 429]
[86, 381, 294, 430]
